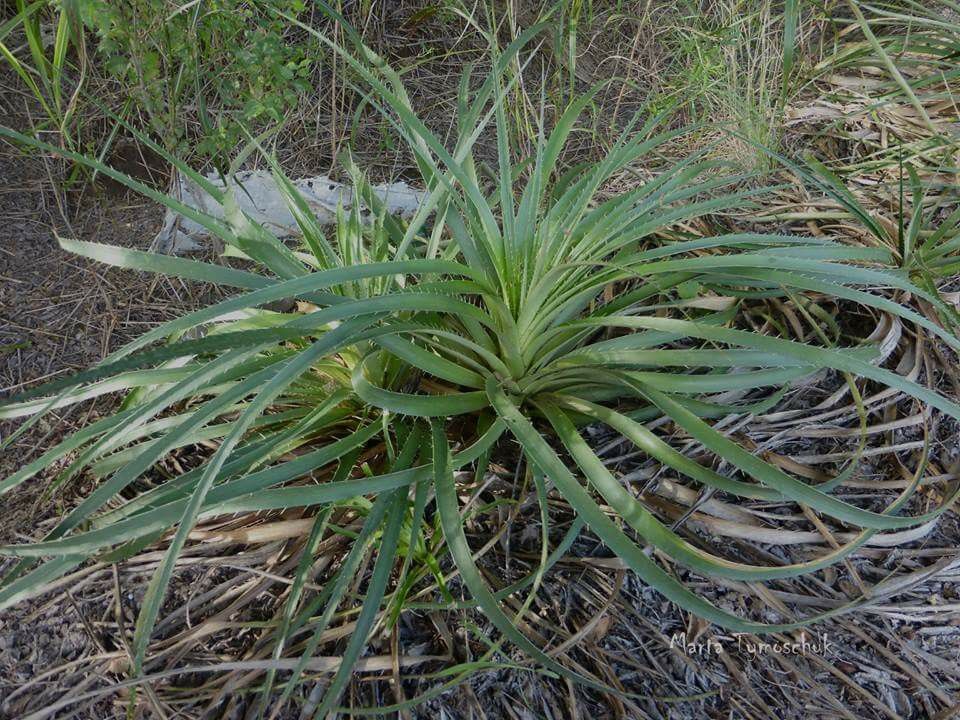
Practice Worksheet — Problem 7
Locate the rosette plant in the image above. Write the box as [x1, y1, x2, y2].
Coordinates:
[2, 13, 959, 715]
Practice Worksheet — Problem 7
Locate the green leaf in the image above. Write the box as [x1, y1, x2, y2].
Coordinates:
[485, 377, 871, 632]
[431, 419, 614, 692]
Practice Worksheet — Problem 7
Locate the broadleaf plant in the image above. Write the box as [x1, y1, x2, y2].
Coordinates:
[2, 11, 960, 715]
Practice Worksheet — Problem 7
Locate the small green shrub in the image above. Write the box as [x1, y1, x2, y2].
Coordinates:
[78, 0, 315, 161]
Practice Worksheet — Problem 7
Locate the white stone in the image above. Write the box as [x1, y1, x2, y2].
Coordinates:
[151, 170, 428, 254]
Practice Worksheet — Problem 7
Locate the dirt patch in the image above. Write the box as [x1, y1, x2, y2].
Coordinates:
[0, 140, 231, 536]
[0, 134, 225, 717]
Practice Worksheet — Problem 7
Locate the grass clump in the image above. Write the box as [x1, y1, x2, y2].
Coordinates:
[0, 0, 85, 153]
[652, 0, 804, 171]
